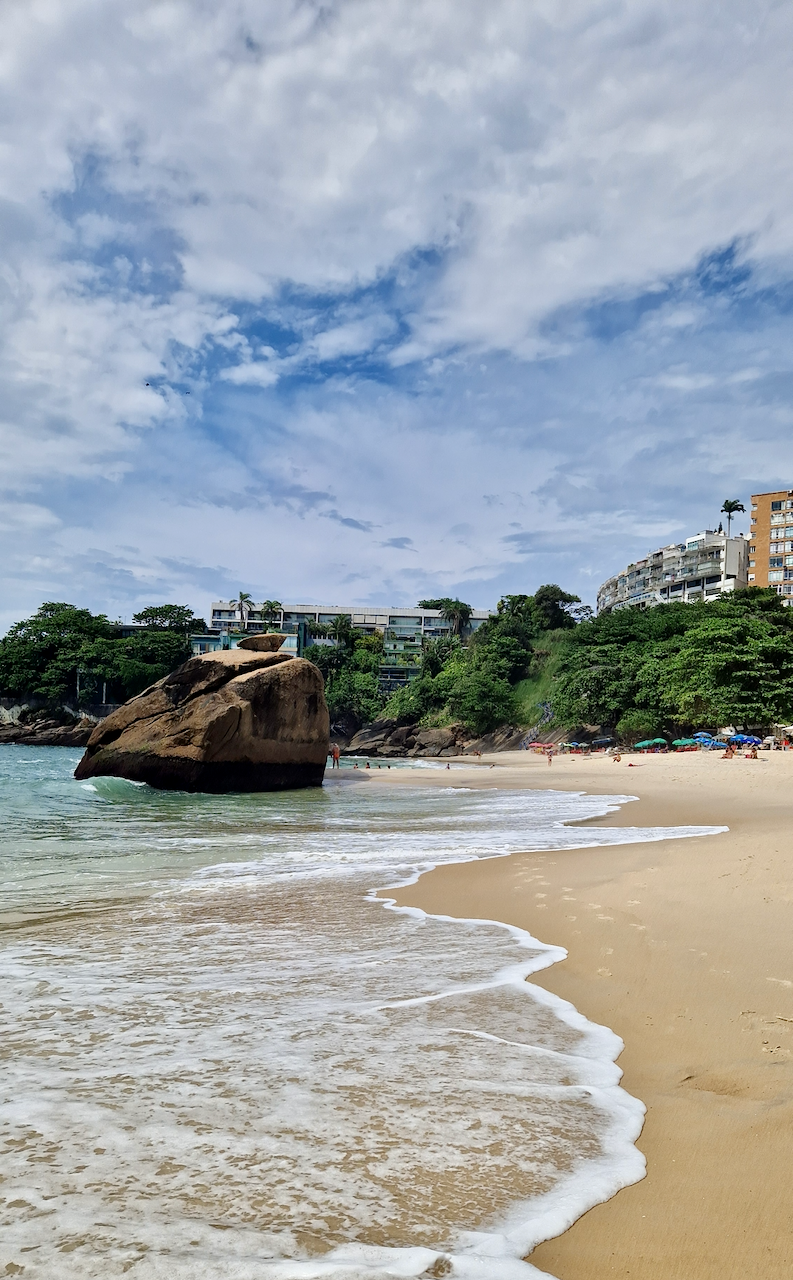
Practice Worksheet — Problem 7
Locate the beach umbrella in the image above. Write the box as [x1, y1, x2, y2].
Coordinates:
[746, 736, 762, 744]
[672, 738, 696, 746]
[692, 731, 712, 739]
[650, 738, 667, 745]
[634, 739, 654, 748]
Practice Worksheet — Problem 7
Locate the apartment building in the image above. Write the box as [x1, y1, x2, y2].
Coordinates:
[597, 530, 748, 614]
[208, 602, 492, 637]
[202, 601, 494, 687]
[748, 489, 793, 598]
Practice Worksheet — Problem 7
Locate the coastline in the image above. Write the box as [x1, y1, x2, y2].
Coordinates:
[376, 751, 793, 1278]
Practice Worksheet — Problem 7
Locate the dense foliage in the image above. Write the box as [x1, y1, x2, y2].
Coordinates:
[552, 588, 793, 735]
[0, 602, 199, 705]
[304, 621, 386, 728]
[384, 585, 581, 735]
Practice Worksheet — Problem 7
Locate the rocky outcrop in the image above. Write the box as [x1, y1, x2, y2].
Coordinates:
[74, 647, 329, 792]
[0, 715, 96, 747]
[342, 718, 529, 758]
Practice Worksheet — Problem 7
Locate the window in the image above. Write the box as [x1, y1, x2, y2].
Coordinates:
[748, 573, 755, 581]
[770, 542, 781, 553]
[769, 570, 784, 582]
[771, 512, 785, 524]
[772, 500, 783, 510]
[748, 560, 755, 567]
[786, 557, 793, 568]
[787, 500, 793, 509]
[770, 557, 784, 567]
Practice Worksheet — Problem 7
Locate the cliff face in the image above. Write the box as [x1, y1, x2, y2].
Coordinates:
[74, 649, 329, 792]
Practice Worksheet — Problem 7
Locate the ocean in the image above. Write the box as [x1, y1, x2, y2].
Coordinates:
[0, 747, 722, 1278]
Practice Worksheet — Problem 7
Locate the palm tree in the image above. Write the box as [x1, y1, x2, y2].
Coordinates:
[418, 597, 473, 635]
[237, 591, 254, 630]
[440, 599, 473, 635]
[259, 599, 282, 629]
[329, 614, 354, 647]
[720, 499, 745, 537]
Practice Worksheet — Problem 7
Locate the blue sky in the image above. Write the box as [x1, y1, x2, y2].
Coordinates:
[2, 0, 793, 629]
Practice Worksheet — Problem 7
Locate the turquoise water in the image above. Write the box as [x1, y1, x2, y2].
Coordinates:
[0, 747, 721, 1278]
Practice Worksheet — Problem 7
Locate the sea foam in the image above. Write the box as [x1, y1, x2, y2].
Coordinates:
[0, 747, 725, 1278]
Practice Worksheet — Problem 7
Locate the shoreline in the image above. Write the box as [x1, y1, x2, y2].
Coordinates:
[374, 751, 793, 1278]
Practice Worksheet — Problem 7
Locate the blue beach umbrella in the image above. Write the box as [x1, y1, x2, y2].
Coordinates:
[692, 731, 712, 739]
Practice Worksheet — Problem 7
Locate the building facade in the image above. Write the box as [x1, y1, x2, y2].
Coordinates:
[202, 602, 494, 688]
[597, 530, 748, 614]
[748, 489, 793, 597]
[207, 602, 492, 637]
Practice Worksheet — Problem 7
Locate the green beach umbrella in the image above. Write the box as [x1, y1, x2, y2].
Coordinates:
[634, 739, 654, 748]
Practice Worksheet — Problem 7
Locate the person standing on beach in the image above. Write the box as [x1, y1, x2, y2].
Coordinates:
[547, 748, 553, 766]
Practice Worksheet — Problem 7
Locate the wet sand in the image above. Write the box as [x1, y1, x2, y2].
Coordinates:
[374, 750, 793, 1278]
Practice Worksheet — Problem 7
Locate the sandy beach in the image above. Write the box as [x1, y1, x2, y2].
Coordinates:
[374, 750, 793, 1278]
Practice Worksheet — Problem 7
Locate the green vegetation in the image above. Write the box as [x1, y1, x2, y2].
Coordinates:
[552, 588, 793, 735]
[304, 620, 386, 728]
[7, 583, 791, 740]
[0, 602, 203, 706]
[383, 586, 581, 736]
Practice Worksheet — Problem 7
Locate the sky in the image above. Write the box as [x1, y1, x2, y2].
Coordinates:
[3, 0, 793, 630]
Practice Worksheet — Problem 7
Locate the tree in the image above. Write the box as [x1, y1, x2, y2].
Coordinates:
[237, 592, 254, 629]
[0, 603, 116, 702]
[448, 668, 516, 735]
[532, 584, 581, 631]
[660, 613, 793, 726]
[328, 614, 355, 647]
[720, 499, 746, 536]
[132, 605, 203, 631]
[417, 598, 473, 634]
[615, 709, 663, 743]
[260, 599, 282, 626]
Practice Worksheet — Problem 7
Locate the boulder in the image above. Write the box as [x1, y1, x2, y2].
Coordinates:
[237, 633, 288, 652]
[462, 725, 527, 754]
[74, 649, 329, 792]
[343, 719, 399, 754]
[407, 727, 458, 757]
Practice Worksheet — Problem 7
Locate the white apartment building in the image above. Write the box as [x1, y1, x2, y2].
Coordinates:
[597, 530, 749, 614]
[207, 602, 493, 637]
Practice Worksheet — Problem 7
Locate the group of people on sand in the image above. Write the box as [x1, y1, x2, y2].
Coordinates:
[721, 743, 759, 759]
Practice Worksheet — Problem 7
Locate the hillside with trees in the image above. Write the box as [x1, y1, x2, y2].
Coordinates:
[4, 587, 793, 745]
[0, 602, 205, 707]
[552, 587, 793, 738]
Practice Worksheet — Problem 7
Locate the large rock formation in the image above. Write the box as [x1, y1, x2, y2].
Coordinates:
[74, 644, 329, 792]
[342, 717, 534, 758]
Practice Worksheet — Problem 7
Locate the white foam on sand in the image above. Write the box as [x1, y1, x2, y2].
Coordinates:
[0, 754, 726, 1278]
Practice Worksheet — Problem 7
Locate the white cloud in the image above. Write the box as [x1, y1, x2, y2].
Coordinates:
[3, 0, 793, 626]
